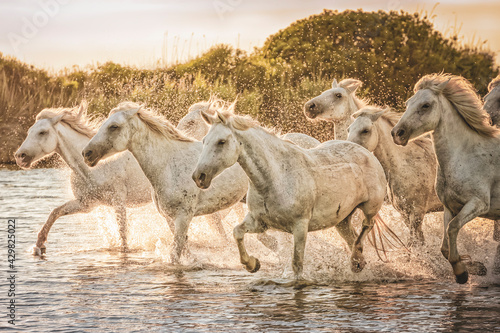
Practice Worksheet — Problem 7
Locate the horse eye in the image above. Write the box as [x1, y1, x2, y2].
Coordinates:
[422, 103, 431, 109]
[109, 125, 119, 131]
[39, 131, 47, 136]
[335, 93, 342, 98]
[362, 129, 369, 134]
[218, 139, 226, 145]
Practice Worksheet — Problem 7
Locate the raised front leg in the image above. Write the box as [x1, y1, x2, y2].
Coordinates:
[350, 214, 376, 273]
[233, 213, 267, 273]
[35, 199, 93, 255]
[292, 221, 309, 280]
[446, 198, 489, 284]
[115, 206, 128, 251]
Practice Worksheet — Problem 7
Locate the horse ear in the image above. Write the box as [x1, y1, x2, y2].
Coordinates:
[123, 106, 141, 118]
[77, 100, 88, 116]
[345, 80, 362, 94]
[50, 114, 64, 125]
[216, 111, 228, 125]
[201, 109, 216, 125]
[368, 110, 385, 122]
[332, 79, 338, 88]
[436, 79, 451, 92]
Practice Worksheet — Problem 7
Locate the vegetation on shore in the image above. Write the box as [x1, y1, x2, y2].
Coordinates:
[1, 9, 497, 165]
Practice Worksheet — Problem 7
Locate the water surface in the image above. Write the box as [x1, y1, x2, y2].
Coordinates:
[0, 168, 499, 332]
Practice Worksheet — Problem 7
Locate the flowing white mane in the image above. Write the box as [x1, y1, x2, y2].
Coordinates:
[415, 73, 499, 137]
[36, 102, 97, 138]
[110, 102, 194, 142]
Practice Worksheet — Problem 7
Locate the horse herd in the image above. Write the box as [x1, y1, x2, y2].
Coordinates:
[14, 73, 500, 284]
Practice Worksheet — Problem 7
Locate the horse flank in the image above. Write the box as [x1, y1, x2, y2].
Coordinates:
[415, 73, 500, 137]
[111, 101, 194, 142]
[36, 104, 97, 138]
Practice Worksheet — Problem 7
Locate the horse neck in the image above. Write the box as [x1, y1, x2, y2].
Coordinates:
[372, 118, 404, 173]
[334, 95, 361, 140]
[432, 96, 481, 168]
[127, 120, 198, 183]
[54, 123, 92, 179]
[235, 127, 293, 193]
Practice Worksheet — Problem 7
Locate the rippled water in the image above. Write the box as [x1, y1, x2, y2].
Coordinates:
[0, 168, 499, 332]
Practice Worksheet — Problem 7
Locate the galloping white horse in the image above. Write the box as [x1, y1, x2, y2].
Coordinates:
[484, 75, 500, 274]
[484, 75, 500, 125]
[82, 102, 249, 263]
[14, 102, 152, 254]
[192, 107, 387, 279]
[304, 78, 367, 140]
[347, 106, 442, 245]
[392, 73, 500, 284]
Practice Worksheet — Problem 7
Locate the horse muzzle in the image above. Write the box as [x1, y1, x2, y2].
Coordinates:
[82, 148, 100, 167]
[391, 126, 409, 146]
[14, 151, 33, 169]
[192, 170, 212, 189]
[304, 100, 320, 119]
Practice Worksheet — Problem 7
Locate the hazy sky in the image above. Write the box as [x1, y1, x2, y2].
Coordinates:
[0, 0, 499, 70]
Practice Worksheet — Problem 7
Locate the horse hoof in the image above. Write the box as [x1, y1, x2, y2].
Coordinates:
[350, 258, 366, 273]
[245, 257, 261, 273]
[455, 270, 469, 284]
[466, 261, 487, 276]
[32, 245, 45, 256]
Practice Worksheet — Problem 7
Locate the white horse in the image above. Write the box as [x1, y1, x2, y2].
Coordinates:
[192, 107, 387, 279]
[484, 75, 500, 125]
[304, 78, 367, 140]
[484, 75, 500, 274]
[392, 73, 500, 284]
[347, 106, 442, 245]
[14, 102, 152, 254]
[82, 102, 249, 263]
[179, 100, 321, 148]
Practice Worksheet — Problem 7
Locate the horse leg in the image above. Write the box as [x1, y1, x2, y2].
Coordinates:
[292, 221, 309, 280]
[115, 205, 128, 251]
[206, 211, 228, 240]
[350, 214, 376, 273]
[170, 213, 193, 264]
[408, 211, 425, 247]
[447, 198, 489, 284]
[440, 207, 453, 260]
[494, 220, 500, 275]
[233, 202, 278, 251]
[233, 213, 267, 273]
[335, 214, 358, 250]
[35, 199, 92, 255]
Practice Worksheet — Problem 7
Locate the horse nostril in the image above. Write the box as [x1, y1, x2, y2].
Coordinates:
[83, 150, 92, 158]
[396, 129, 406, 138]
[199, 173, 206, 183]
[20, 153, 26, 159]
[309, 102, 316, 110]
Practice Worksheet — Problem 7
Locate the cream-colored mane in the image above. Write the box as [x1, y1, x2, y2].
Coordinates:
[415, 73, 499, 137]
[36, 102, 97, 138]
[338, 78, 369, 109]
[488, 75, 500, 92]
[111, 102, 194, 142]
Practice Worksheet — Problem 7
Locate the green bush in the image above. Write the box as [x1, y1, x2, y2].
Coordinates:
[0, 9, 498, 166]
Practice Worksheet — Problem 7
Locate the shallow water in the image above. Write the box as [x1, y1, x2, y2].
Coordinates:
[0, 168, 499, 332]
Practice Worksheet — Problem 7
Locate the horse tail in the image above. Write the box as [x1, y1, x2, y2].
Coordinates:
[367, 212, 409, 262]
